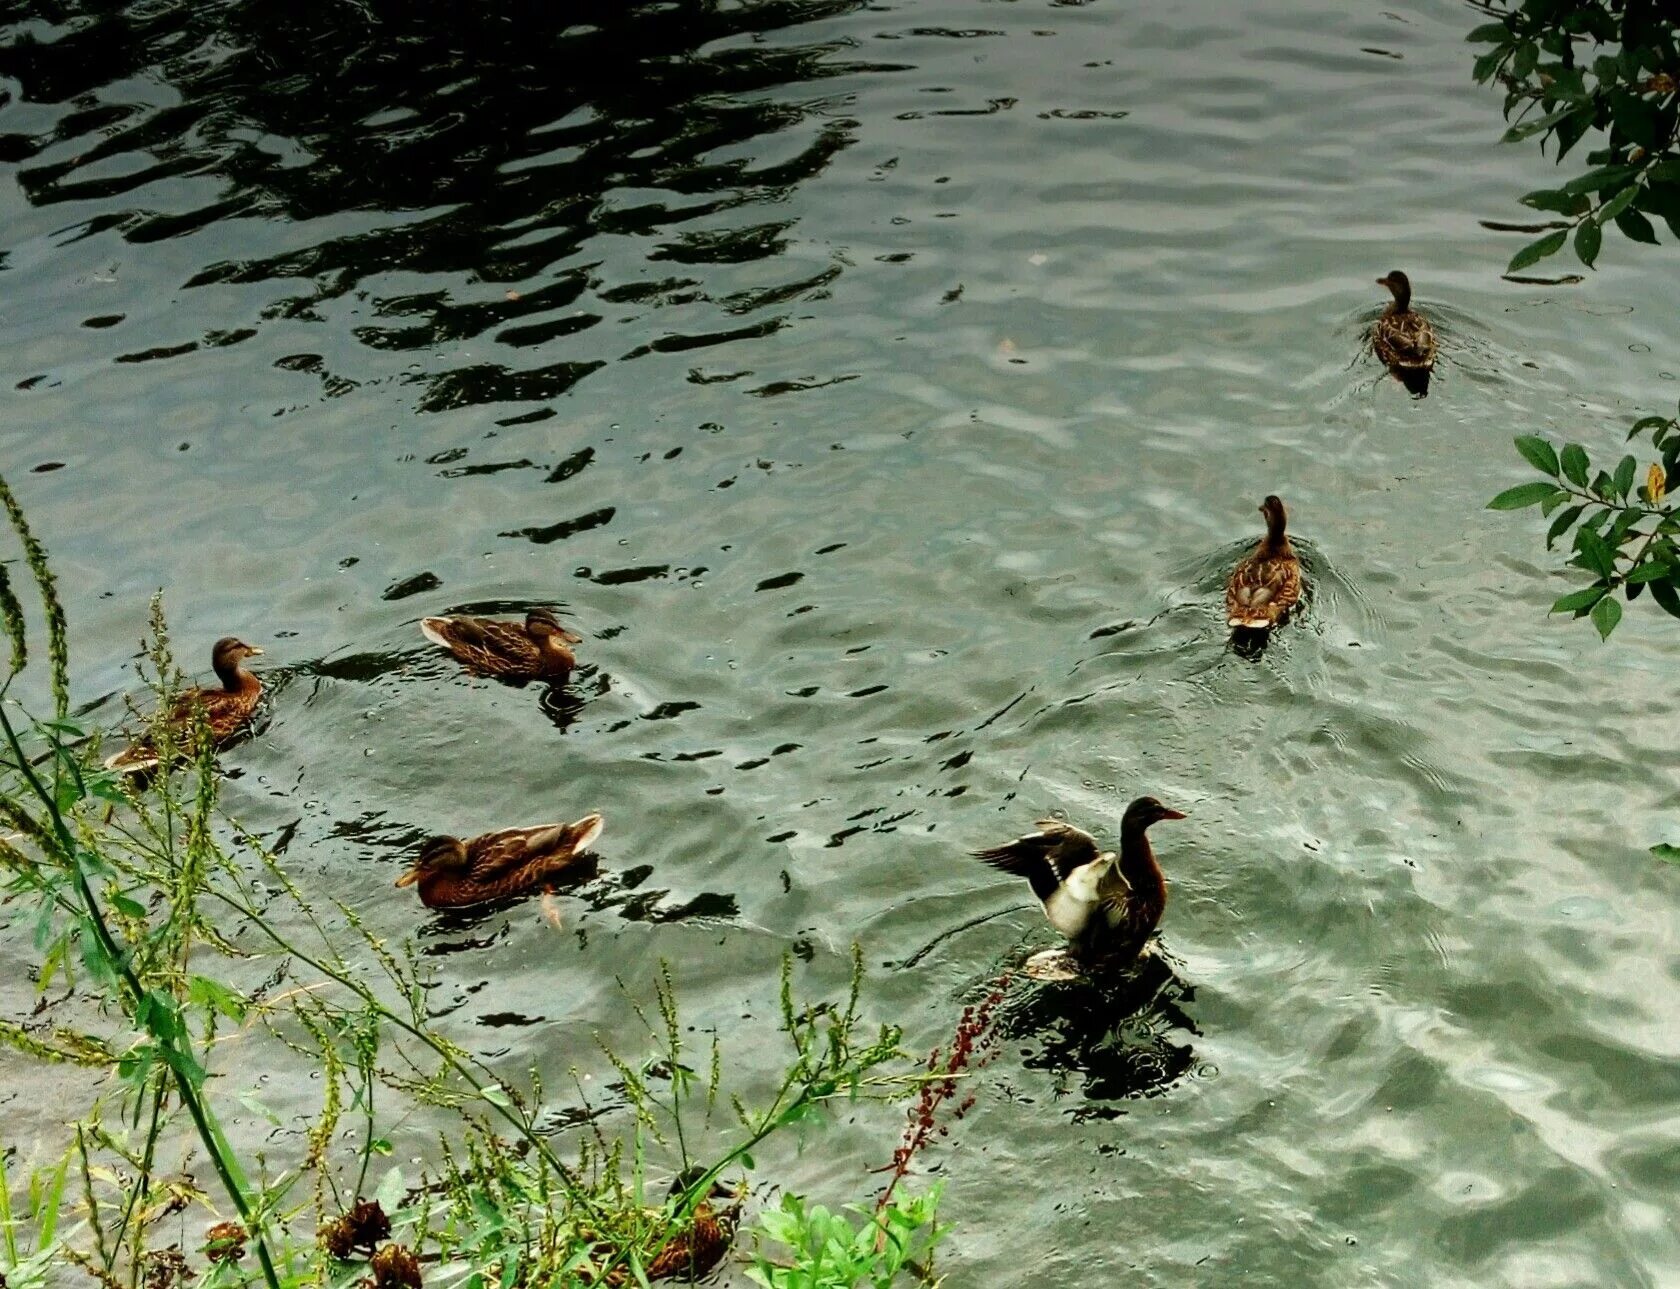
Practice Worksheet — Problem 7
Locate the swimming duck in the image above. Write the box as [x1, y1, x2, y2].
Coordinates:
[1226, 495, 1303, 631]
[1373, 270, 1436, 394]
[394, 813, 603, 908]
[420, 607, 581, 682]
[105, 637, 264, 771]
[974, 797, 1186, 970]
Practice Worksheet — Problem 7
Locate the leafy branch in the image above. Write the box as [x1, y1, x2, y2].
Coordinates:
[1470, 1, 1680, 271]
[1488, 403, 1680, 638]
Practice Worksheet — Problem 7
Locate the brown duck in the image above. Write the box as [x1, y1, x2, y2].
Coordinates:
[394, 814, 603, 908]
[105, 637, 264, 772]
[1226, 495, 1303, 631]
[974, 797, 1186, 971]
[420, 608, 581, 681]
[1373, 270, 1436, 395]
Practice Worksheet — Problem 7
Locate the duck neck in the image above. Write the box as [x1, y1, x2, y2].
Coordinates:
[213, 656, 258, 693]
[1259, 510, 1292, 559]
[1118, 823, 1167, 914]
[1385, 285, 1410, 314]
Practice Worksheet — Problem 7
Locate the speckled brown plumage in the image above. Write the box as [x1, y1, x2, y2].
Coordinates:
[599, 1195, 739, 1286]
[419, 608, 581, 681]
[394, 815, 603, 908]
[1226, 495, 1302, 631]
[1373, 269, 1437, 381]
[105, 637, 265, 771]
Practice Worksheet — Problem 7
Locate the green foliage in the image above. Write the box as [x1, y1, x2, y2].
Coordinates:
[0, 476, 962, 1289]
[747, 1187, 945, 1289]
[1470, 2, 1680, 271]
[1486, 405, 1680, 639]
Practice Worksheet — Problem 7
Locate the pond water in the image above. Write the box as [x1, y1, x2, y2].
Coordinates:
[2, 0, 1678, 1284]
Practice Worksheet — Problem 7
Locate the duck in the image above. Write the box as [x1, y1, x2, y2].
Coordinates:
[1226, 495, 1303, 632]
[1372, 270, 1436, 394]
[394, 813, 603, 908]
[105, 637, 264, 772]
[419, 607, 581, 682]
[974, 797, 1186, 971]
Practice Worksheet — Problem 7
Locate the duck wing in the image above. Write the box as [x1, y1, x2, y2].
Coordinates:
[1374, 311, 1436, 368]
[466, 814, 604, 884]
[973, 819, 1102, 903]
[1226, 549, 1302, 629]
[421, 616, 541, 675]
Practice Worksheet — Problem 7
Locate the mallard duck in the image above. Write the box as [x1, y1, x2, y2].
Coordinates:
[394, 814, 603, 908]
[1226, 495, 1303, 631]
[420, 607, 581, 681]
[974, 797, 1186, 970]
[105, 637, 264, 771]
[1373, 270, 1436, 393]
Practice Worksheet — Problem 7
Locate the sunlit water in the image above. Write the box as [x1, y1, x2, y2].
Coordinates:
[2, 0, 1678, 1283]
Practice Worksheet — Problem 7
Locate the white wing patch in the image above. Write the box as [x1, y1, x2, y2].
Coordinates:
[1042, 858, 1105, 937]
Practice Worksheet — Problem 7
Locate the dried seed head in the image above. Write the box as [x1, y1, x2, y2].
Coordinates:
[370, 1243, 422, 1289]
[203, 1221, 246, 1264]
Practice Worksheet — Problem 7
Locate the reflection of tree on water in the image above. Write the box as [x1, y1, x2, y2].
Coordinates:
[0, 0, 879, 409]
[990, 949, 1201, 1111]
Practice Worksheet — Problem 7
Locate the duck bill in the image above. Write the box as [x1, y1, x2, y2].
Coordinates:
[1158, 808, 1188, 821]
[245, 645, 265, 655]
[394, 869, 421, 888]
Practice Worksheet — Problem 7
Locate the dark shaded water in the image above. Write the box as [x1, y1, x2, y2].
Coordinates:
[2, 0, 1679, 1283]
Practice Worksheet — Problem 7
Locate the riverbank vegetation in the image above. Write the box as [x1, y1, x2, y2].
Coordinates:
[0, 478, 979, 1287]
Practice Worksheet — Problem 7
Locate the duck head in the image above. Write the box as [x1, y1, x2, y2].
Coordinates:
[1121, 796, 1187, 833]
[526, 607, 583, 646]
[1259, 494, 1288, 538]
[210, 637, 263, 686]
[1376, 270, 1412, 309]
[395, 835, 469, 888]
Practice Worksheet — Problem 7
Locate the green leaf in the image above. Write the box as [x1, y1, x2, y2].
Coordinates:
[1511, 40, 1538, 80]
[1575, 216, 1603, 267]
[1628, 415, 1673, 439]
[1503, 105, 1578, 142]
[1507, 228, 1567, 273]
[1473, 48, 1506, 83]
[1625, 560, 1675, 584]
[1649, 576, 1680, 620]
[1550, 585, 1608, 615]
[1520, 187, 1590, 215]
[1591, 594, 1622, 639]
[1576, 527, 1617, 579]
[1488, 481, 1561, 510]
[1560, 443, 1590, 487]
[1651, 844, 1680, 864]
[1564, 164, 1639, 195]
[1545, 504, 1585, 548]
[1513, 435, 1560, 476]
[1597, 184, 1639, 224]
[1608, 90, 1660, 149]
[1465, 21, 1510, 43]
[1615, 206, 1661, 244]
[1612, 454, 1637, 500]
[481, 1085, 512, 1109]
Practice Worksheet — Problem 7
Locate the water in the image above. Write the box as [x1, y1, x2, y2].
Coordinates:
[2, 0, 1678, 1283]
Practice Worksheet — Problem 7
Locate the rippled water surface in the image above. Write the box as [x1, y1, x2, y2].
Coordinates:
[3, 0, 1679, 1283]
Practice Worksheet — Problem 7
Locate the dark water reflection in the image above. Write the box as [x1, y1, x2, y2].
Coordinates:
[0, 0, 883, 409]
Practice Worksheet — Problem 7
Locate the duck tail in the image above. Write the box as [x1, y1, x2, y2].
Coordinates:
[419, 618, 454, 647]
[565, 812, 604, 853]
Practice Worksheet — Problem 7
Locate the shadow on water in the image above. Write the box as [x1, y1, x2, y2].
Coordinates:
[985, 950, 1201, 1113]
[0, 0, 890, 410]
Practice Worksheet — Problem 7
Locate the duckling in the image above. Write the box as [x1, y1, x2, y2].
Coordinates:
[105, 637, 264, 772]
[1226, 495, 1303, 632]
[1373, 270, 1436, 394]
[394, 813, 603, 909]
[974, 797, 1186, 971]
[420, 607, 581, 682]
